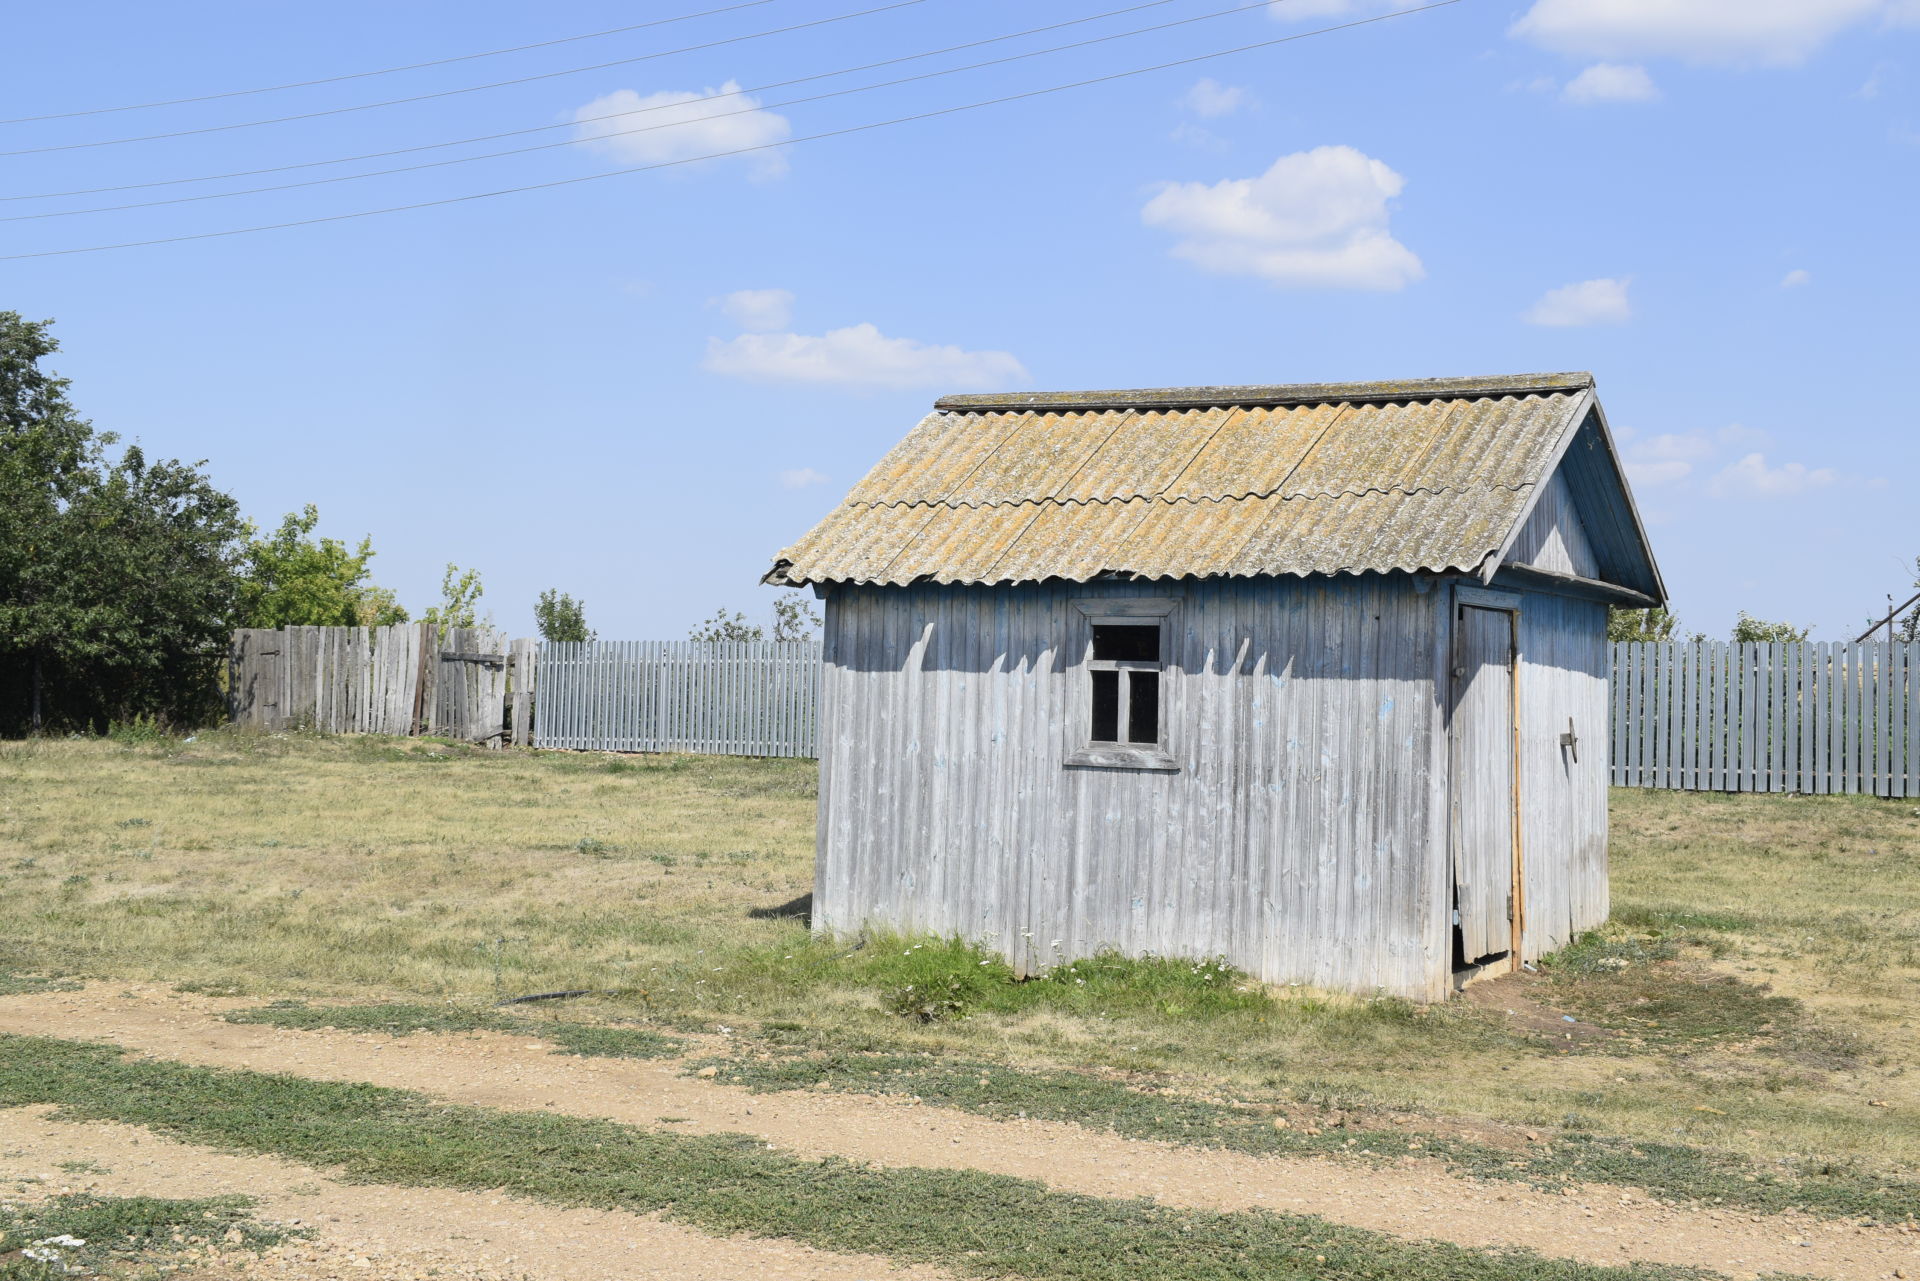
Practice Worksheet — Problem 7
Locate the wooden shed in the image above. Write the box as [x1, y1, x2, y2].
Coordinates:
[764, 372, 1663, 1000]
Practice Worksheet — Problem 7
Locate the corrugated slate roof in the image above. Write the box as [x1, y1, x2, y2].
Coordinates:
[767, 373, 1605, 588]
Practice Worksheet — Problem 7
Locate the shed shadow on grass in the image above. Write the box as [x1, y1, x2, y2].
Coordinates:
[748, 893, 813, 926]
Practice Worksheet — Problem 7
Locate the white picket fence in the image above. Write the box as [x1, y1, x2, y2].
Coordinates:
[533, 640, 819, 757]
[1610, 641, 1920, 796]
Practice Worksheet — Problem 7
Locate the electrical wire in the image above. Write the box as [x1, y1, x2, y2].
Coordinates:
[0, 1, 1463, 262]
[1, 0, 1182, 204]
[0, 0, 929, 157]
[8, 0, 1277, 223]
[0, 0, 785, 125]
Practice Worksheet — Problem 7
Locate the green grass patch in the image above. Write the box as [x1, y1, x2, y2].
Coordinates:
[732, 935, 1280, 1026]
[543, 1023, 681, 1059]
[0, 969, 80, 998]
[0, 1192, 294, 1279]
[0, 1032, 1721, 1281]
[702, 1027, 1920, 1225]
[223, 1000, 517, 1036]
[222, 1001, 683, 1059]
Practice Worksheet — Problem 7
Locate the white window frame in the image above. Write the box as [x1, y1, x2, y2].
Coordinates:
[1064, 597, 1180, 772]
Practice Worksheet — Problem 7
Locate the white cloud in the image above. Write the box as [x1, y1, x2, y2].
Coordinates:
[1621, 431, 1712, 485]
[1708, 452, 1838, 498]
[1141, 146, 1424, 291]
[572, 82, 791, 179]
[1523, 276, 1632, 326]
[1510, 0, 1886, 67]
[779, 467, 829, 489]
[1780, 268, 1812, 288]
[1562, 62, 1661, 102]
[704, 323, 1028, 390]
[715, 288, 794, 332]
[1619, 423, 1846, 497]
[1625, 459, 1694, 487]
[1183, 78, 1251, 118]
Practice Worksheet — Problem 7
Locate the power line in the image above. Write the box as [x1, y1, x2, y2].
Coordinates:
[8, 0, 1275, 223]
[0, 0, 929, 157]
[0, 1, 785, 126]
[1, 0, 1182, 204]
[0, 1, 1463, 262]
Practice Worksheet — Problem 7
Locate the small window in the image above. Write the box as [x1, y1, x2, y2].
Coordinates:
[1087, 623, 1161, 746]
[1067, 599, 1179, 771]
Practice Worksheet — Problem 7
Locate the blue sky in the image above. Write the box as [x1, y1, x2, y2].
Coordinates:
[3, 0, 1915, 640]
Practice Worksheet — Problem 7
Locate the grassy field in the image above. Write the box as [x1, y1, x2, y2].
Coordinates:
[1, 730, 1916, 1205]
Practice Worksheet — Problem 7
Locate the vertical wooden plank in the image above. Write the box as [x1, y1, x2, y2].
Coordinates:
[1799, 642, 1815, 794]
[1765, 641, 1780, 792]
[1702, 641, 1717, 792]
[1733, 641, 1750, 792]
[1882, 641, 1899, 797]
[1718, 640, 1733, 793]
[1608, 642, 1623, 785]
[1651, 641, 1667, 789]
[1782, 642, 1798, 793]
[1720, 639, 1735, 792]
[1837, 643, 1854, 794]
[1625, 643, 1641, 787]
[1907, 641, 1920, 799]
[1824, 642, 1839, 794]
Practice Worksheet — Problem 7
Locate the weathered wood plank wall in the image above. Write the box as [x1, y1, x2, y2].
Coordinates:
[1609, 641, 1920, 797]
[531, 641, 818, 757]
[1515, 590, 1610, 958]
[227, 624, 515, 745]
[816, 576, 1610, 1000]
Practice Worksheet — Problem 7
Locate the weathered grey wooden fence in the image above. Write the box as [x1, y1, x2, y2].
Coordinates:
[1610, 641, 1920, 796]
[533, 640, 819, 756]
[229, 624, 535, 746]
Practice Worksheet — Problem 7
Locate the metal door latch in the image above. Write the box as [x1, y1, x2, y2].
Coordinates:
[1559, 717, 1579, 762]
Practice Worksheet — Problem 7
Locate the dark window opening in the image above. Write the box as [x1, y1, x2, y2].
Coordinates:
[1086, 620, 1162, 747]
[1092, 623, 1159, 662]
[1090, 669, 1120, 742]
[1127, 670, 1159, 743]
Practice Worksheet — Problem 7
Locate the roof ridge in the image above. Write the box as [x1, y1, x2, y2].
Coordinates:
[932, 372, 1591, 414]
[843, 482, 1538, 512]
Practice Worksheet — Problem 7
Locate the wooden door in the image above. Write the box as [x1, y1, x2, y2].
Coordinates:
[1452, 605, 1519, 967]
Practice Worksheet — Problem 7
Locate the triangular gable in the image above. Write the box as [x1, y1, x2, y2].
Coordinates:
[1505, 468, 1598, 579]
[1490, 404, 1664, 604]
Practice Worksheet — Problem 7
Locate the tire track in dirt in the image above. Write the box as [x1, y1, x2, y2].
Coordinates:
[0, 1104, 952, 1281]
[3, 986, 1914, 1281]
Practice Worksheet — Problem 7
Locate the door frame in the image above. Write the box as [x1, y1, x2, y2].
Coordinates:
[1450, 585, 1525, 972]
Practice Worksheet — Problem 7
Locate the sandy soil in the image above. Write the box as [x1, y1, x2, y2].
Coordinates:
[0, 1104, 950, 1281]
[1, 985, 1915, 1281]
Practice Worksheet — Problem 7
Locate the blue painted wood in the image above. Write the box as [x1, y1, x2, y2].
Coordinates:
[1608, 641, 1915, 796]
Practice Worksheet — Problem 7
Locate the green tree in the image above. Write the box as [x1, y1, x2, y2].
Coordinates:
[1731, 610, 1811, 643]
[690, 609, 763, 642]
[421, 563, 484, 630]
[1607, 606, 1681, 643]
[0, 313, 247, 733]
[237, 504, 407, 628]
[534, 588, 593, 643]
[771, 592, 821, 641]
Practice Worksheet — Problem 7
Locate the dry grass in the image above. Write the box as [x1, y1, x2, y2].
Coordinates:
[2, 731, 1916, 1184]
[0, 731, 817, 1002]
